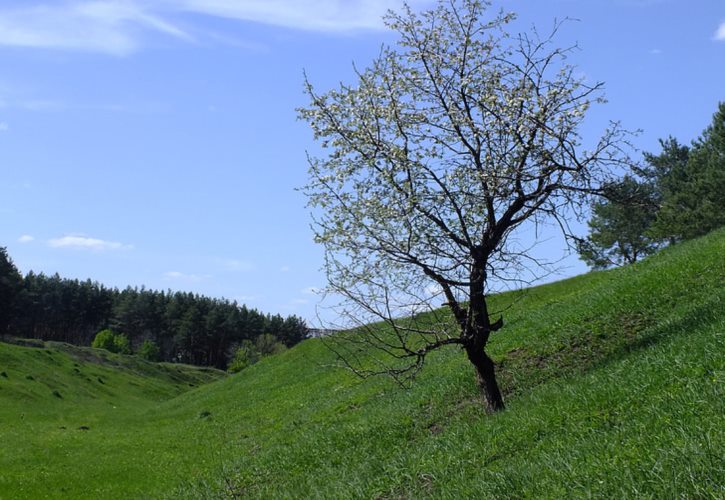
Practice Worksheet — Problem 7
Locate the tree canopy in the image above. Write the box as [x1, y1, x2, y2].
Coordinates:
[301, 0, 632, 413]
[576, 176, 659, 269]
[0, 247, 23, 335]
[653, 103, 725, 241]
[578, 102, 725, 269]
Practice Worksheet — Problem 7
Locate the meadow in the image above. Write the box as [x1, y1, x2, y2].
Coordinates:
[1, 229, 723, 498]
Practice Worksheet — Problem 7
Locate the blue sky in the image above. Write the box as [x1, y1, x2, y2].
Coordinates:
[0, 0, 723, 326]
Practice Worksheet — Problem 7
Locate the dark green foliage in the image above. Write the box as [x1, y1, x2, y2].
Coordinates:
[577, 176, 660, 268]
[0, 247, 23, 335]
[640, 136, 690, 208]
[2, 248, 309, 369]
[652, 103, 725, 240]
[580, 102, 725, 268]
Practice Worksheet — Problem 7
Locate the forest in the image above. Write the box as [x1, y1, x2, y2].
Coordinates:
[0, 260, 308, 369]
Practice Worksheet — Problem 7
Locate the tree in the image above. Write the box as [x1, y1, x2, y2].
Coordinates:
[653, 103, 725, 240]
[255, 333, 286, 357]
[641, 137, 689, 201]
[227, 340, 259, 373]
[112, 333, 132, 355]
[300, 0, 632, 413]
[576, 176, 660, 269]
[0, 247, 23, 335]
[92, 329, 131, 354]
[279, 315, 310, 346]
[92, 329, 117, 351]
[138, 339, 161, 361]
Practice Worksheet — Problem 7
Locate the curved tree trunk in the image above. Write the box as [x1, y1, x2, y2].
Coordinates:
[466, 346, 505, 414]
[465, 260, 505, 414]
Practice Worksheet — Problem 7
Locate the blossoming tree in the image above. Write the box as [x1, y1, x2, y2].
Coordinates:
[300, 0, 632, 413]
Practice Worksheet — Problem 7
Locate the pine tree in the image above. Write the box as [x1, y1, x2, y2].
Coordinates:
[577, 177, 660, 269]
[654, 103, 725, 240]
[0, 247, 23, 335]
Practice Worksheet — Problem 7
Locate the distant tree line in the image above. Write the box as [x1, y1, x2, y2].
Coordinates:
[578, 102, 725, 268]
[0, 253, 308, 369]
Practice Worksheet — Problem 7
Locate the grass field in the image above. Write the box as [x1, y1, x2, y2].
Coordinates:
[1, 229, 723, 498]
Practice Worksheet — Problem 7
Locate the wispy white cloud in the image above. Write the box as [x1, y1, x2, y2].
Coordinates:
[715, 22, 725, 41]
[0, 97, 67, 112]
[279, 266, 290, 273]
[0, 121, 8, 131]
[48, 235, 132, 251]
[648, 48, 662, 55]
[18, 234, 34, 243]
[0, 1, 191, 55]
[176, 0, 430, 32]
[0, 1, 434, 55]
[163, 270, 211, 281]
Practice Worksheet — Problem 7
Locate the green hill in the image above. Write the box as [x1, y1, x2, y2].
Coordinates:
[1, 230, 723, 498]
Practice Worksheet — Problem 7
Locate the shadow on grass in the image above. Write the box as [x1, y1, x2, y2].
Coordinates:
[496, 295, 722, 399]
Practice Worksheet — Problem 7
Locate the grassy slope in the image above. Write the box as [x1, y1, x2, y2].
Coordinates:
[1, 230, 723, 498]
[0, 341, 225, 497]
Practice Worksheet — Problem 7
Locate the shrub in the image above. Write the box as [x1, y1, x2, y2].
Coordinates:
[91, 329, 116, 351]
[92, 329, 131, 354]
[228, 340, 259, 373]
[112, 334, 131, 355]
[138, 339, 160, 361]
[228, 335, 287, 373]
[255, 333, 286, 356]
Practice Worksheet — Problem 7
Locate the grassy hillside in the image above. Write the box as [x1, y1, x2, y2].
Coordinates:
[1, 230, 723, 498]
[0, 341, 225, 497]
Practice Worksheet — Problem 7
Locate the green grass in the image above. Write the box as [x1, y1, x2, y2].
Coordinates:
[0, 341, 226, 497]
[1, 230, 724, 498]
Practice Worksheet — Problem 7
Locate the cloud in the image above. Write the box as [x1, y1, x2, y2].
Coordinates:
[176, 0, 431, 32]
[715, 22, 725, 41]
[0, 122, 7, 131]
[0, 1, 191, 55]
[0, 1, 434, 55]
[18, 234, 34, 243]
[48, 235, 132, 251]
[163, 270, 211, 281]
[648, 48, 662, 55]
[279, 266, 290, 273]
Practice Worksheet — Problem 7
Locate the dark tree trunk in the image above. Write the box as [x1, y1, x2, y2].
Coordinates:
[466, 346, 505, 414]
[464, 257, 505, 414]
